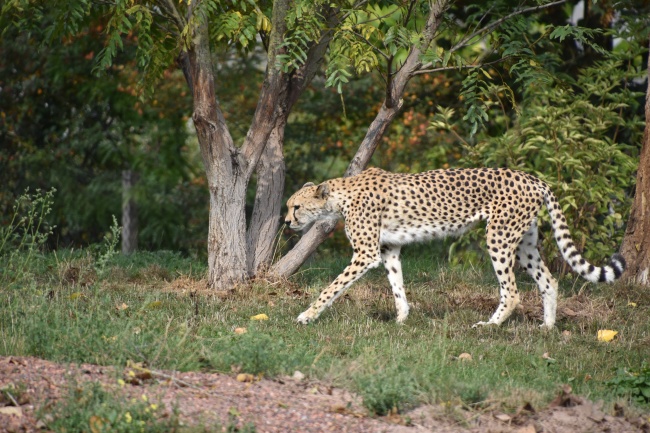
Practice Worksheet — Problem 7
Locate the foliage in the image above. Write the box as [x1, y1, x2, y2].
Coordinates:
[0, 12, 203, 252]
[605, 363, 650, 405]
[1, 0, 648, 270]
[40, 381, 179, 433]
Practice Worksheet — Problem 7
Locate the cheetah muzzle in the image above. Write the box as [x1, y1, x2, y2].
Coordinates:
[285, 167, 626, 328]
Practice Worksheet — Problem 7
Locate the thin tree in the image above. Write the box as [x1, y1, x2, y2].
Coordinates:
[620, 35, 650, 285]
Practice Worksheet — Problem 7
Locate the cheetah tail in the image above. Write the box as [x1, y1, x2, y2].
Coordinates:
[543, 188, 625, 283]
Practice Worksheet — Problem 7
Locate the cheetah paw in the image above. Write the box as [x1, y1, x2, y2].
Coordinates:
[396, 312, 409, 324]
[296, 310, 316, 325]
[472, 320, 496, 328]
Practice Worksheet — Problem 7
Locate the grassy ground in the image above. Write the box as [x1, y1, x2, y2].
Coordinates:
[2, 246, 650, 420]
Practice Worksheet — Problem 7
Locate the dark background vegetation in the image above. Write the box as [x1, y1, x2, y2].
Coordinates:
[0, 1, 647, 267]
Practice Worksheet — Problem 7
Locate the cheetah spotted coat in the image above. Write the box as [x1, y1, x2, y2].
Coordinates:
[285, 167, 625, 328]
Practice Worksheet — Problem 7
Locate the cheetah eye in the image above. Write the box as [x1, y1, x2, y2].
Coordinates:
[294, 205, 301, 210]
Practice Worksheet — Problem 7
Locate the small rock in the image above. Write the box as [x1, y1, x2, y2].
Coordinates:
[234, 327, 247, 334]
[0, 406, 23, 417]
[494, 412, 511, 422]
[458, 353, 472, 362]
[292, 370, 305, 381]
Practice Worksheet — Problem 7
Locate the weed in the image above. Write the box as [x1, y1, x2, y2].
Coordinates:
[0, 188, 56, 280]
[0, 382, 27, 406]
[39, 381, 179, 432]
[605, 363, 650, 404]
[94, 215, 121, 275]
[355, 369, 416, 415]
[216, 330, 312, 377]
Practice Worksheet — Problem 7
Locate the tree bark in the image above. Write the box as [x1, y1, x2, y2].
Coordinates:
[270, 0, 449, 278]
[246, 121, 286, 275]
[619, 35, 650, 285]
[121, 170, 139, 255]
[187, 19, 249, 289]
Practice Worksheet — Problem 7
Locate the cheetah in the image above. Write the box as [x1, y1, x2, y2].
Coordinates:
[285, 167, 625, 328]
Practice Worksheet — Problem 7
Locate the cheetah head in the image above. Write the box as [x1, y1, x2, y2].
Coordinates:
[285, 182, 333, 231]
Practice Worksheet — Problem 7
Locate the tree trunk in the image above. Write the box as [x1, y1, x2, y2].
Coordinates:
[206, 176, 249, 289]
[187, 20, 250, 289]
[121, 169, 138, 255]
[246, 121, 286, 275]
[619, 35, 650, 285]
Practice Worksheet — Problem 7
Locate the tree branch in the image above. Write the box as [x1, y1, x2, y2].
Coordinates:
[157, 0, 186, 32]
[414, 56, 509, 75]
[239, 0, 291, 179]
[450, 0, 568, 53]
[240, 2, 343, 179]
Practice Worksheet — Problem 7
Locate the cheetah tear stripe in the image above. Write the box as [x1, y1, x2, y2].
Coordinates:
[543, 187, 626, 283]
[285, 167, 626, 329]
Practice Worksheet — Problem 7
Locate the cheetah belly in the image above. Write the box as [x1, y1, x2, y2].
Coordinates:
[379, 213, 483, 246]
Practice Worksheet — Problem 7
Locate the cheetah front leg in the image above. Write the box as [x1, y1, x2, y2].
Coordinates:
[381, 245, 409, 323]
[297, 252, 381, 324]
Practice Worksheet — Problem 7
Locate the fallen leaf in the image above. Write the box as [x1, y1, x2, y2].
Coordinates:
[0, 406, 22, 417]
[236, 373, 255, 383]
[146, 301, 162, 310]
[116, 302, 128, 311]
[494, 413, 512, 422]
[597, 329, 618, 342]
[542, 352, 556, 363]
[458, 353, 472, 362]
[234, 327, 247, 334]
[628, 302, 637, 308]
[89, 415, 106, 433]
[563, 308, 577, 317]
[250, 313, 269, 321]
[562, 330, 572, 337]
[69, 292, 84, 301]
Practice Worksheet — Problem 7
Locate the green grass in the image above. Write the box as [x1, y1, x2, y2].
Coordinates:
[2, 247, 650, 418]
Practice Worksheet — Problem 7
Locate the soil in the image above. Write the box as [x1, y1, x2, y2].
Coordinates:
[1, 356, 648, 433]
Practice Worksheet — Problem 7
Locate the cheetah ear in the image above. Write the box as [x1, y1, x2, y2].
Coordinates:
[315, 183, 330, 200]
[302, 182, 315, 188]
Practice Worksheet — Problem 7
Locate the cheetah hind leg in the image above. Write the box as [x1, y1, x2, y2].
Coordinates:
[516, 223, 558, 329]
[473, 231, 521, 328]
[381, 245, 409, 323]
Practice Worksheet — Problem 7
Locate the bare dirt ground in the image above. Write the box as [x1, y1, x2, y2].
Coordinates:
[1, 356, 648, 433]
